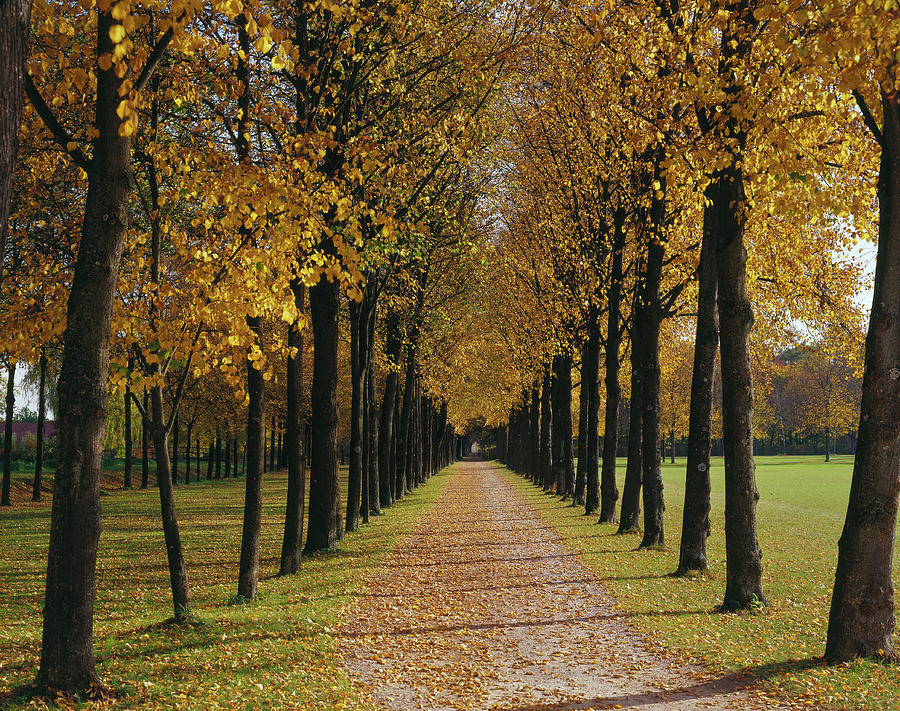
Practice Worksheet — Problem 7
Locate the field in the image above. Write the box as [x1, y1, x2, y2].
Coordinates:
[2, 455, 898, 710]
[503, 455, 900, 710]
[0, 465, 452, 709]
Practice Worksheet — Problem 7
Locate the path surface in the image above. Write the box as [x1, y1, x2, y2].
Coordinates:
[339, 459, 798, 711]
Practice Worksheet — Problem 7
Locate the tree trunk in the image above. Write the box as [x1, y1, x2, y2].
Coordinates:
[639, 234, 665, 549]
[150, 386, 191, 621]
[398, 353, 416, 497]
[677, 208, 718, 575]
[224, 436, 232, 479]
[206, 439, 214, 481]
[33, 352, 47, 501]
[124, 378, 132, 490]
[361, 366, 370, 523]
[826, 89, 900, 662]
[366, 305, 380, 515]
[269, 415, 276, 472]
[280, 282, 306, 576]
[184, 425, 191, 484]
[215, 431, 222, 479]
[304, 277, 343, 552]
[529, 385, 541, 486]
[238, 314, 265, 600]
[392, 381, 401, 499]
[141, 391, 150, 488]
[346, 298, 365, 533]
[172, 414, 179, 484]
[0, 0, 33, 288]
[599, 210, 625, 522]
[574, 371, 588, 505]
[584, 327, 601, 513]
[553, 355, 575, 498]
[715, 160, 764, 610]
[410, 378, 422, 485]
[539, 368, 552, 490]
[2, 360, 15, 505]
[617, 314, 643, 534]
[36, 10, 134, 687]
[824, 427, 830, 462]
[379, 312, 400, 508]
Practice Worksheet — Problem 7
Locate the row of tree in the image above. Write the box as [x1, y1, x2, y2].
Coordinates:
[0, 0, 519, 693]
[425, 0, 898, 667]
[0, 0, 897, 694]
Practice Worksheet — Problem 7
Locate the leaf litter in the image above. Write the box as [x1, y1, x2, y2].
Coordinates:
[338, 459, 805, 711]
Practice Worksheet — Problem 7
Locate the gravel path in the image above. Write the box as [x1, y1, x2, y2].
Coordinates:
[339, 459, 801, 711]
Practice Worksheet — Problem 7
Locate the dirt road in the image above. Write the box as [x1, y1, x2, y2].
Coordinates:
[339, 459, 798, 711]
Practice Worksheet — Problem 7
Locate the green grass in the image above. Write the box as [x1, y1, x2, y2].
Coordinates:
[502, 455, 900, 711]
[0, 464, 452, 709]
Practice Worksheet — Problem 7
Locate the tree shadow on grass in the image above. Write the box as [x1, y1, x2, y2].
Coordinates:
[486, 675, 755, 710]
[489, 657, 827, 710]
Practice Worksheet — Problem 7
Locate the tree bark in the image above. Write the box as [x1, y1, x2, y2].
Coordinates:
[2, 360, 14, 505]
[124, 378, 132, 490]
[599, 208, 625, 523]
[574, 371, 588, 505]
[280, 282, 306, 576]
[141, 391, 149, 488]
[37, 9, 134, 687]
[639, 234, 665, 549]
[378, 312, 400, 508]
[304, 277, 343, 552]
[346, 297, 365, 532]
[238, 314, 265, 600]
[584, 327, 601, 513]
[826, 89, 900, 661]
[184, 424, 191, 484]
[269, 415, 276, 473]
[715, 159, 764, 610]
[677, 216, 718, 575]
[398, 353, 416, 496]
[366, 303, 379, 515]
[539, 368, 552, 490]
[552, 355, 575, 498]
[0, 0, 33, 288]
[617, 312, 643, 534]
[33, 352, 47, 501]
[171, 414, 179, 484]
[529, 385, 541, 486]
[150, 386, 192, 621]
[224, 436, 231, 479]
[215, 431, 222, 479]
[206, 439, 214, 481]
[391, 383, 400, 497]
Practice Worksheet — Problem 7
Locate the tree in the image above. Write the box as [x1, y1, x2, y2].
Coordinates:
[0, 0, 33, 287]
[2, 360, 14, 506]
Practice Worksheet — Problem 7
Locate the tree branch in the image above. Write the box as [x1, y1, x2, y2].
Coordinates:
[852, 89, 883, 146]
[25, 73, 90, 171]
[134, 15, 185, 93]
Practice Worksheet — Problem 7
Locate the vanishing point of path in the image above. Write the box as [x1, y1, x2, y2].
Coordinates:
[339, 459, 800, 711]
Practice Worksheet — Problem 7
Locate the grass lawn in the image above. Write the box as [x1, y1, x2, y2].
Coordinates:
[503, 455, 900, 711]
[0, 464, 452, 709]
